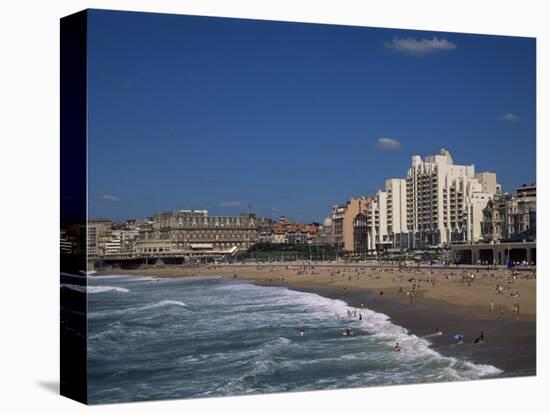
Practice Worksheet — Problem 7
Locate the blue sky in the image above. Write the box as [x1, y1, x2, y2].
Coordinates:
[87, 9, 536, 222]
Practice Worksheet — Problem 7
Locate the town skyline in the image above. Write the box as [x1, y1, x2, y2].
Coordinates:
[87, 10, 536, 223]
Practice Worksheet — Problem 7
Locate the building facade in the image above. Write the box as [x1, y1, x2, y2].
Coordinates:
[270, 217, 319, 245]
[331, 149, 506, 252]
[87, 219, 113, 257]
[352, 213, 369, 253]
[406, 149, 497, 247]
[332, 197, 371, 253]
[482, 184, 536, 242]
[317, 217, 334, 245]
[134, 210, 269, 255]
[335, 180, 409, 254]
[385, 178, 409, 249]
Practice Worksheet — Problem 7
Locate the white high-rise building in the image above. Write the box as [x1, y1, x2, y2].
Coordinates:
[364, 191, 389, 251]
[384, 178, 408, 249]
[344, 180, 409, 253]
[406, 148, 497, 247]
[363, 179, 410, 251]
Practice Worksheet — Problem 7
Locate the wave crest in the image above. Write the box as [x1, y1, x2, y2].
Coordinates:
[62, 284, 129, 294]
[141, 300, 188, 310]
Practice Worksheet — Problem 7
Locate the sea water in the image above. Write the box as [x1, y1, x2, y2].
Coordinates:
[75, 275, 501, 403]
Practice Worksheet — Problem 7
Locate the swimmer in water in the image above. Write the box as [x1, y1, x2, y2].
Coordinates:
[299, 329, 305, 337]
[394, 342, 401, 352]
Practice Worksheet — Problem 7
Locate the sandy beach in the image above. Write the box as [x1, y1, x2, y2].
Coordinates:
[96, 263, 536, 376]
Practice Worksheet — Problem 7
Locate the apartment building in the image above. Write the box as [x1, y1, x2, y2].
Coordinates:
[482, 184, 536, 242]
[406, 149, 497, 247]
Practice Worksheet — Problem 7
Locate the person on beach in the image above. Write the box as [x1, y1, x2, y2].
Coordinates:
[394, 342, 401, 352]
[490, 300, 494, 313]
[474, 331, 485, 344]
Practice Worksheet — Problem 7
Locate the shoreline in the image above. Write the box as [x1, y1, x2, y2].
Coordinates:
[94, 264, 536, 377]
[289, 285, 535, 377]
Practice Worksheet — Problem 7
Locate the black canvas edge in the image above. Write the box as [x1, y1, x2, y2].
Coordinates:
[60, 9, 88, 405]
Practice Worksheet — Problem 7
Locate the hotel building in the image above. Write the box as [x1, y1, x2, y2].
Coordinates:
[334, 148, 502, 252]
[135, 210, 270, 254]
[406, 149, 497, 247]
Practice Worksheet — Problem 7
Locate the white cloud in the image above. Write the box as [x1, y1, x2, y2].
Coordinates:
[386, 37, 457, 56]
[499, 113, 520, 123]
[219, 201, 241, 208]
[375, 137, 401, 151]
[100, 194, 120, 202]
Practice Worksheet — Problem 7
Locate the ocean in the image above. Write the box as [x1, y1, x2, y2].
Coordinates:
[76, 275, 502, 404]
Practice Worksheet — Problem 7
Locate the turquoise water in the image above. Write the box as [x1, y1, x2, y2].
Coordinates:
[79, 275, 501, 404]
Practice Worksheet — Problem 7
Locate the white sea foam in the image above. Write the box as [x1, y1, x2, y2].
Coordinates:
[278, 286, 503, 380]
[140, 300, 188, 310]
[87, 277, 505, 403]
[169, 280, 503, 380]
[62, 284, 130, 294]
